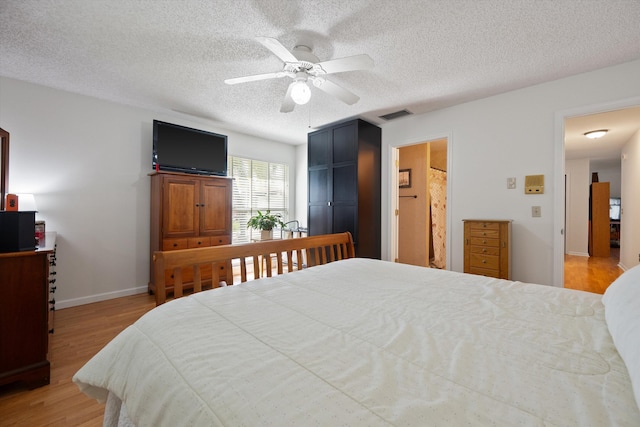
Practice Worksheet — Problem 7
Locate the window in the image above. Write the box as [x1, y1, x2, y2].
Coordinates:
[228, 157, 289, 243]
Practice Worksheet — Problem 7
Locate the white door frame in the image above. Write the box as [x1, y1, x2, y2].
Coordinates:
[389, 132, 453, 269]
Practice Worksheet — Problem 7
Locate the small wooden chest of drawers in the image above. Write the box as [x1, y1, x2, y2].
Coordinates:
[463, 220, 512, 279]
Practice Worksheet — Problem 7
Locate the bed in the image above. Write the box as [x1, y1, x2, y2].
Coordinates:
[73, 233, 640, 426]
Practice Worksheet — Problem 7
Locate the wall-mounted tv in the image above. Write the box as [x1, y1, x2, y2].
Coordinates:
[152, 120, 228, 176]
[610, 197, 621, 221]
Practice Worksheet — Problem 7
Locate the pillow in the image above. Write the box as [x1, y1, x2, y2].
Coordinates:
[603, 264, 640, 411]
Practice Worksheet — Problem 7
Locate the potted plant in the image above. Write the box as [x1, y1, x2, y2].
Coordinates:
[247, 210, 286, 240]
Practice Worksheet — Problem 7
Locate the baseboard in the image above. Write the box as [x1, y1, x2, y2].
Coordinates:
[566, 251, 589, 257]
[56, 286, 148, 309]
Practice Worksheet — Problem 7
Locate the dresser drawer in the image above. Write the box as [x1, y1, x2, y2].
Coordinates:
[469, 228, 500, 239]
[468, 221, 500, 231]
[469, 245, 500, 256]
[210, 235, 231, 246]
[469, 237, 500, 247]
[163, 238, 189, 251]
[188, 237, 211, 248]
[470, 253, 500, 270]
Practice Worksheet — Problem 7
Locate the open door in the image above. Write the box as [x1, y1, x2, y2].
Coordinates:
[397, 139, 447, 267]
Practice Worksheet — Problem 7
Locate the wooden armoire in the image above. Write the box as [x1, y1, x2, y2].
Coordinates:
[589, 181, 610, 257]
[149, 172, 232, 293]
[307, 119, 381, 259]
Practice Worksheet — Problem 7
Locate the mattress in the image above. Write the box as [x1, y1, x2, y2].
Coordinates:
[74, 258, 640, 426]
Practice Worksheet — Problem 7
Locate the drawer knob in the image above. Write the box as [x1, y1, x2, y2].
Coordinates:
[482, 248, 486, 253]
[482, 259, 487, 263]
[483, 240, 487, 244]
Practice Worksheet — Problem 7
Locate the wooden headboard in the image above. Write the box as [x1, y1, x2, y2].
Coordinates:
[153, 232, 355, 305]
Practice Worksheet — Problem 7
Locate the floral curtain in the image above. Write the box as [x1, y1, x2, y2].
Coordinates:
[429, 168, 447, 268]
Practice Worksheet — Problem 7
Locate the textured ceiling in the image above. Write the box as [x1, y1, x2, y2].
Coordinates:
[1, 0, 640, 152]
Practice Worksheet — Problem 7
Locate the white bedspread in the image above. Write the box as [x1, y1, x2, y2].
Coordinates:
[74, 258, 640, 426]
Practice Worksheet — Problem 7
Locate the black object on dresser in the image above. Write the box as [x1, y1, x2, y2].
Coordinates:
[0, 211, 36, 252]
[307, 119, 381, 259]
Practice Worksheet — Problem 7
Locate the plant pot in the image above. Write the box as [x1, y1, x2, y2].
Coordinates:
[260, 229, 273, 240]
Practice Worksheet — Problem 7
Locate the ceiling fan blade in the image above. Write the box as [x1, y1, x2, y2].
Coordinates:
[224, 72, 283, 85]
[280, 83, 296, 113]
[315, 54, 374, 74]
[313, 78, 360, 105]
[256, 37, 298, 63]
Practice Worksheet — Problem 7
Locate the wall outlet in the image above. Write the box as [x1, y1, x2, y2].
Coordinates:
[532, 206, 541, 217]
[507, 177, 516, 189]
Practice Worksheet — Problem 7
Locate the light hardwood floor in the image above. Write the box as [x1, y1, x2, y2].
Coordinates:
[564, 248, 623, 294]
[0, 255, 624, 426]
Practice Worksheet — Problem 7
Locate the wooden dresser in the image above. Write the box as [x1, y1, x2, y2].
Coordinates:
[463, 220, 512, 279]
[0, 232, 57, 390]
[148, 172, 232, 294]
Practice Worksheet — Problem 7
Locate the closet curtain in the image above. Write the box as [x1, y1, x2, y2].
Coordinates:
[429, 168, 447, 269]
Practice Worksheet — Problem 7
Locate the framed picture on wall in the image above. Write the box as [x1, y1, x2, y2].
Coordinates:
[399, 169, 411, 188]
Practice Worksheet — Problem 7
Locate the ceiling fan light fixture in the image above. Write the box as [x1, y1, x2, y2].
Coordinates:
[584, 129, 608, 139]
[290, 80, 311, 105]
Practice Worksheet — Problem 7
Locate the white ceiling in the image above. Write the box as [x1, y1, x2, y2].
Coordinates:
[565, 106, 640, 164]
[1, 0, 640, 154]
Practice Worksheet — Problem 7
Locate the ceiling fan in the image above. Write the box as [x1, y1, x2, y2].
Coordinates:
[224, 37, 374, 113]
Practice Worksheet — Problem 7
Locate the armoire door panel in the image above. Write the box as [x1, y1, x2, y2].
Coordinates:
[308, 205, 330, 236]
[200, 181, 230, 235]
[309, 168, 329, 203]
[332, 165, 357, 202]
[332, 205, 356, 237]
[308, 131, 330, 167]
[164, 180, 198, 236]
[332, 123, 357, 164]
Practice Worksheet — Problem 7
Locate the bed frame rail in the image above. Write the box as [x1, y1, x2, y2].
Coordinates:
[153, 232, 355, 305]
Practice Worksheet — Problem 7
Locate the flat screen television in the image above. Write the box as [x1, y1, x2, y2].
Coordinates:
[152, 120, 228, 176]
[610, 197, 621, 221]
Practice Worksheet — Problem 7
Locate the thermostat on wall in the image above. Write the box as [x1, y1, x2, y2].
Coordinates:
[525, 174, 544, 194]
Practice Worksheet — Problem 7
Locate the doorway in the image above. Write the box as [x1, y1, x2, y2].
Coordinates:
[554, 99, 640, 286]
[397, 139, 448, 268]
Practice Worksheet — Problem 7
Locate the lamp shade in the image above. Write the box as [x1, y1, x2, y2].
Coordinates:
[16, 193, 37, 211]
[290, 81, 311, 105]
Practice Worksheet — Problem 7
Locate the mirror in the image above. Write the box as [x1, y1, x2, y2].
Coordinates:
[0, 127, 8, 210]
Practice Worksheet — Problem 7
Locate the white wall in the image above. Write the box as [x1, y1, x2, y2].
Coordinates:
[381, 59, 640, 286]
[620, 129, 640, 271]
[565, 159, 590, 256]
[0, 77, 297, 308]
[591, 162, 622, 197]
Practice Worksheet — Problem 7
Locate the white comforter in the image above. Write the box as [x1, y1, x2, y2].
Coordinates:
[74, 258, 640, 426]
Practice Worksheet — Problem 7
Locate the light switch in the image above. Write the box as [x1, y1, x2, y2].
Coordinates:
[532, 206, 541, 217]
[507, 177, 516, 189]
